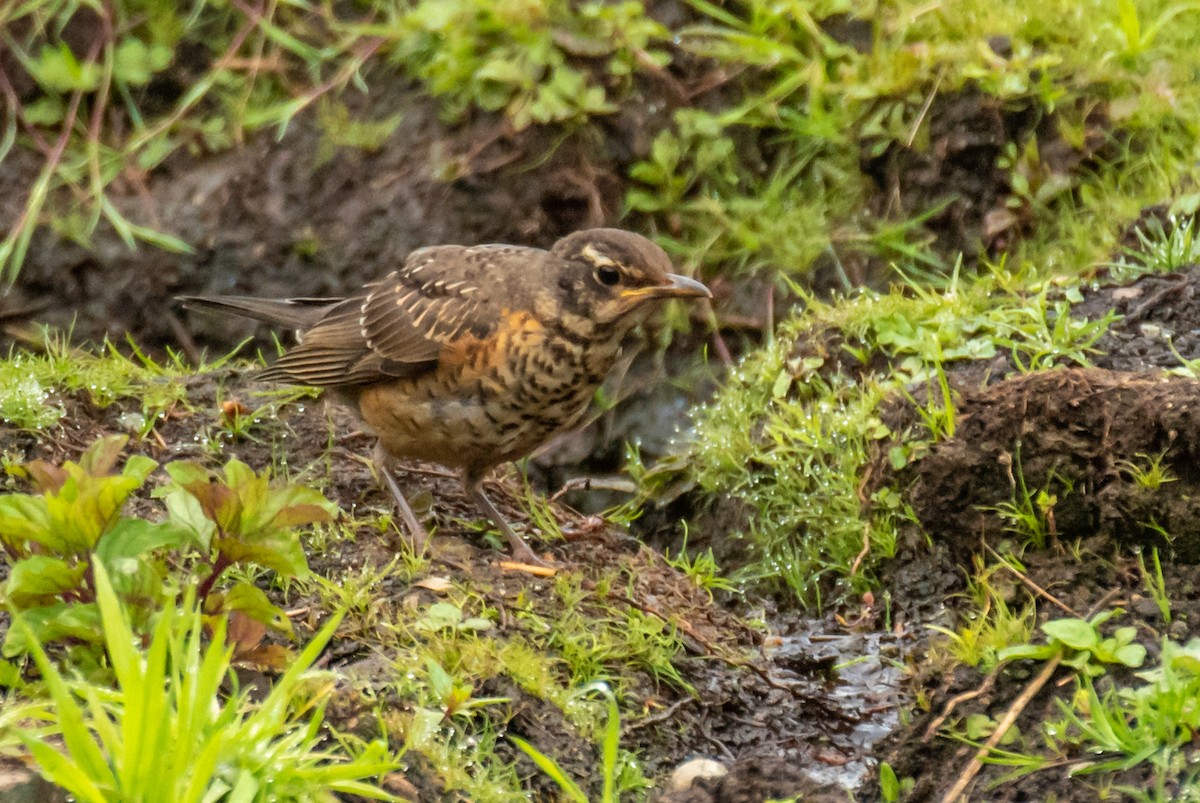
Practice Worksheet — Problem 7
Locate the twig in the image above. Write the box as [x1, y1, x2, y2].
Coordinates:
[923, 669, 1000, 742]
[707, 301, 733, 366]
[623, 696, 692, 733]
[984, 542, 1080, 617]
[548, 475, 638, 503]
[498, 560, 556, 577]
[906, 68, 944, 148]
[941, 654, 1062, 803]
[849, 523, 871, 576]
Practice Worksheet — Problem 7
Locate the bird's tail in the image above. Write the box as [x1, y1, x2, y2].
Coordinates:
[176, 295, 340, 330]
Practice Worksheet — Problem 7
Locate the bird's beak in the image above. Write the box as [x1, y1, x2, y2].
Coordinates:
[621, 273, 712, 302]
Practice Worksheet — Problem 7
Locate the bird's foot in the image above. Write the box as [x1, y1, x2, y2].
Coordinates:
[500, 533, 559, 569]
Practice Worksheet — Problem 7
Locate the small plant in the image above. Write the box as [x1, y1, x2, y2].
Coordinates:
[1118, 453, 1178, 490]
[999, 611, 1147, 677]
[1028, 637, 1200, 797]
[0, 435, 336, 661]
[988, 447, 1071, 550]
[895, 355, 958, 443]
[662, 527, 736, 598]
[10, 562, 396, 801]
[879, 761, 913, 802]
[928, 560, 1036, 671]
[995, 291, 1115, 373]
[422, 655, 511, 722]
[1136, 547, 1172, 625]
[1115, 213, 1200, 277]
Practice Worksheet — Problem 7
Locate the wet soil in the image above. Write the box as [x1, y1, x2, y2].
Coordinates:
[0, 22, 1179, 801]
[859, 264, 1200, 801]
[0, 368, 899, 800]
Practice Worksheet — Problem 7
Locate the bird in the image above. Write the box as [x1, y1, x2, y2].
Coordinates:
[178, 228, 711, 565]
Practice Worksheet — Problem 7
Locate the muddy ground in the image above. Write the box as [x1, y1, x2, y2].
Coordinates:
[0, 365, 899, 802]
[0, 25, 1190, 800]
[861, 264, 1200, 802]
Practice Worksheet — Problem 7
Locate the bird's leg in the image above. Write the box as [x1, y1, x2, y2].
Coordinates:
[373, 441, 429, 554]
[462, 468, 548, 566]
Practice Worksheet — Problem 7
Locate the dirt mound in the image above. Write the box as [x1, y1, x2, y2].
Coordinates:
[873, 368, 1200, 562]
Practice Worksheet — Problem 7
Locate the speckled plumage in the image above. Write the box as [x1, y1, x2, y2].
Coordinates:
[179, 228, 710, 563]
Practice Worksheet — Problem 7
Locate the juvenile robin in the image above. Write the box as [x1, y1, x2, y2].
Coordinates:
[179, 228, 710, 564]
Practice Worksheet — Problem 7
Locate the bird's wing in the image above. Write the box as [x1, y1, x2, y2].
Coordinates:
[260, 244, 540, 387]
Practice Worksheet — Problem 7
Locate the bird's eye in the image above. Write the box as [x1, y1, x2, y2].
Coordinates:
[596, 265, 621, 286]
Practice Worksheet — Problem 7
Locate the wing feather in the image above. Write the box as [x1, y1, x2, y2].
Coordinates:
[258, 244, 541, 387]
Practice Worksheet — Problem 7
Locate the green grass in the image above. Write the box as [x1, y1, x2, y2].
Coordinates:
[11, 0, 1200, 797]
[0, 334, 193, 431]
[8, 564, 396, 802]
[10, 0, 1200, 287]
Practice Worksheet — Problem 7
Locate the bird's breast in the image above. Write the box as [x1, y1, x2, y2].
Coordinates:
[356, 312, 623, 469]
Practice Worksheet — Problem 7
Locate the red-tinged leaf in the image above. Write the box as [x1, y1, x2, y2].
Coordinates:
[248, 482, 335, 533]
[24, 461, 67, 494]
[185, 480, 242, 532]
[78, 434, 129, 475]
[215, 533, 309, 578]
[270, 503, 334, 529]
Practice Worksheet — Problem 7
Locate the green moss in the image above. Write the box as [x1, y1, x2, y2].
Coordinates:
[0, 337, 189, 432]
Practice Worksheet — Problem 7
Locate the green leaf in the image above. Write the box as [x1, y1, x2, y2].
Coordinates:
[880, 762, 899, 802]
[159, 485, 216, 549]
[96, 517, 197, 565]
[0, 659, 24, 690]
[425, 657, 454, 700]
[219, 582, 293, 634]
[417, 602, 464, 631]
[1114, 643, 1147, 668]
[122, 454, 158, 485]
[23, 96, 65, 126]
[1043, 618, 1099, 650]
[4, 603, 103, 656]
[0, 493, 51, 553]
[965, 713, 994, 740]
[33, 42, 101, 93]
[215, 532, 309, 578]
[998, 643, 1058, 663]
[4, 555, 86, 608]
[163, 460, 210, 487]
[510, 737, 588, 803]
[113, 38, 172, 86]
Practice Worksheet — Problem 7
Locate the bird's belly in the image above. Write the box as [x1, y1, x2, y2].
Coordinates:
[355, 370, 596, 469]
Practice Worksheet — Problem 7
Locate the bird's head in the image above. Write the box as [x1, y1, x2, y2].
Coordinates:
[549, 229, 711, 327]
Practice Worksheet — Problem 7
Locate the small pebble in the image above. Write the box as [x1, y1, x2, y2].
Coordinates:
[668, 758, 728, 792]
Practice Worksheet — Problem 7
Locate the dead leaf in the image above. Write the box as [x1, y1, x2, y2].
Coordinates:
[414, 576, 453, 593]
[227, 610, 267, 655]
[235, 643, 296, 672]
